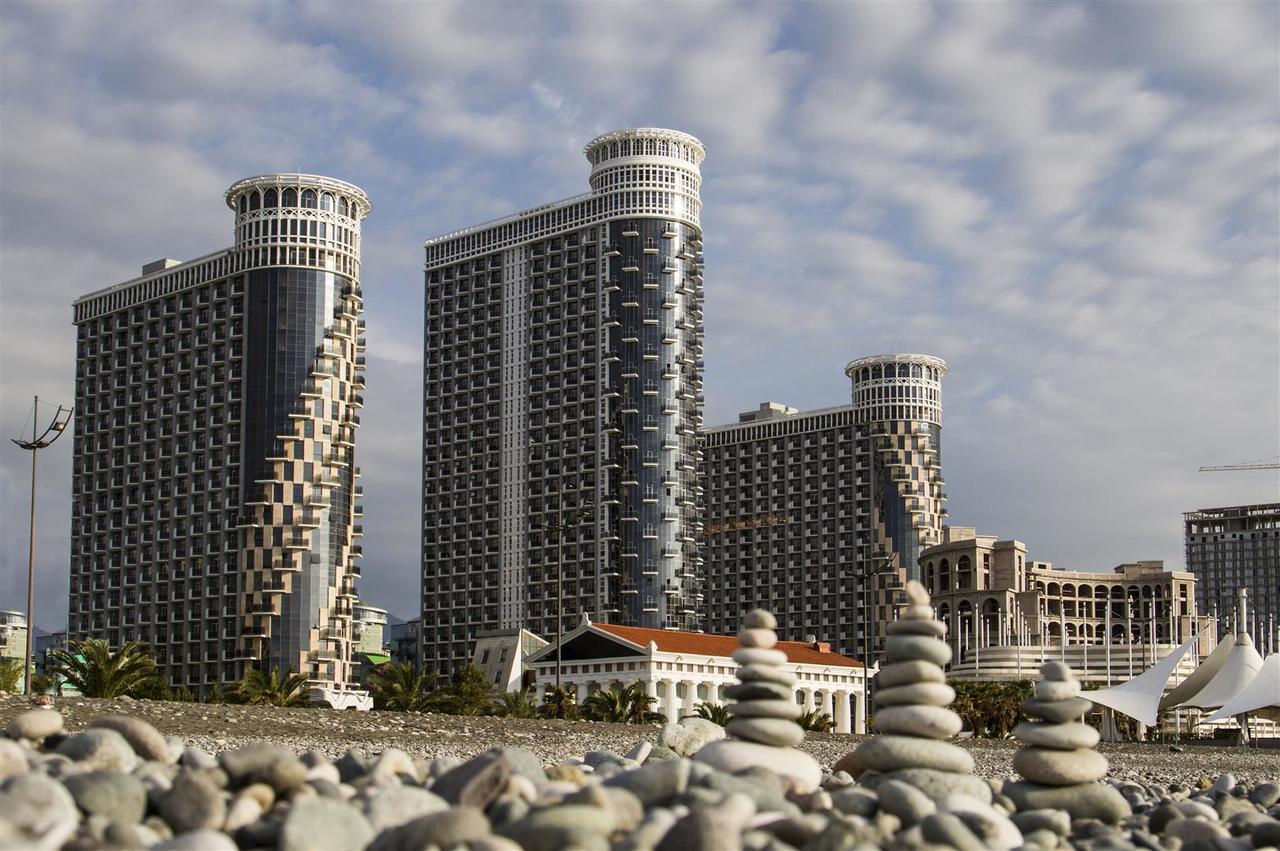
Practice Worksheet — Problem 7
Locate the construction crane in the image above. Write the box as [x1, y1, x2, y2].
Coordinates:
[1199, 456, 1280, 472]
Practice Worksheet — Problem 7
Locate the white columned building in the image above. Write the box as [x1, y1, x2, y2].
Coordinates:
[527, 616, 868, 733]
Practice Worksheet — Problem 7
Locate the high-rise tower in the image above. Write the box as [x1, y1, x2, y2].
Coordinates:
[700, 353, 948, 664]
[421, 128, 706, 675]
[847, 353, 948, 649]
[69, 175, 370, 700]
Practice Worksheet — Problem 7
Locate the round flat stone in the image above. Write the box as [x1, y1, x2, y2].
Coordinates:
[7, 709, 64, 741]
[726, 717, 804, 748]
[876, 682, 955, 708]
[876, 660, 946, 688]
[728, 699, 801, 720]
[1013, 722, 1099, 750]
[1021, 697, 1092, 724]
[89, 716, 171, 763]
[879, 778, 937, 825]
[886, 618, 947, 637]
[875, 705, 962, 739]
[738, 628, 777, 648]
[886, 635, 952, 667]
[1003, 781, 1130, 823]
[724, 681, 794, 702]
[737, 665, 797, 687]
[874, 768, 993, 806]
[743, 610, 776, 630]
[856, 736, 974, 774]
[732, 647, 788, 667]
[695, 740, 822, 793]
[1040, 661, 1073, 681]
[1012, 747, 1108, 786]
[904, 581, 930, 606]
[1034, 679, 1080, 701]
[901, 604, 935, 621]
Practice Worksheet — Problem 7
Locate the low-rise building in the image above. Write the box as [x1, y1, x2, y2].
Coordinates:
[353, 602, 388, 656]
[0, 610, 28, 691]
[472, 628, 550, 692]
[920, 527, 1211, 684]
[528, 616, 868, 732]
[387, 617, 420, 667]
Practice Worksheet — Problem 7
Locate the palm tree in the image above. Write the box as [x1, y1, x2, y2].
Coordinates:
[694, 701, 733, 726]
[492, 688, 539, 718]
[540, 684, 578, 720]
[798, 709, 835, 733]
[368, 662, 437, 712]
[228, 667, 310, 707]
[583, 683, 665, 724]
[48, 639, 163, 699]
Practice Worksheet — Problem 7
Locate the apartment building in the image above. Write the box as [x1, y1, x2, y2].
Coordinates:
[701, 353, 948, 662]
[69, 175, 370, 700]
[421, 128, 706, 674]
[1185, 503, 1280, 641]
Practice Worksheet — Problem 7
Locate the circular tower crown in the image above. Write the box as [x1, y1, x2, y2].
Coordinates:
[224, 174, 371, 278]
[846, 353, 948, 426]
[584, 128, 706, 227]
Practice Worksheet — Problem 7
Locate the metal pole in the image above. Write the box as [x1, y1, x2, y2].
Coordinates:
[24, 396, 38, 696]
[555, 496, 563, 693]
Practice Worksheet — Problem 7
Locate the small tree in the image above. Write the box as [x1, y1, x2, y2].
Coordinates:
[435, 662, 494, 715]
[29, 671, 55, 696]
[0, 658, 25, 693]
[48, 639, 163, 699]
[229, 668, 310, 707]
[694, 701, 732, 726]
[492, 688, 539, 718]
[368, 662, 437, 712]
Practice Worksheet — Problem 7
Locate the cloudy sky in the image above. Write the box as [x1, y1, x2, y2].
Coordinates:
[1, 2, 1276, 628]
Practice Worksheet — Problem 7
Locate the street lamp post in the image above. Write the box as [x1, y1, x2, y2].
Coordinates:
[858, 552, 896, 733]
[533, 496, 593, 692]
[10, 396, 73, 696]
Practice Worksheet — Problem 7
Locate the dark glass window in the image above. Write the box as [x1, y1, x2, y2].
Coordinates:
[302, 189, 317, 209]
[248, 191, 260, 211]
[264, 189, 278, 208]
[283, 188, 297, 207]
[238, 195, 247, 214]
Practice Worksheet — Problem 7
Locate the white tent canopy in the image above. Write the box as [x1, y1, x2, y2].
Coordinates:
[1177, 632, 1264, 710]
[1205, 653, 1280, 722]
[1087, 632, 1201, 727]
[1159, 632, 1234, 712]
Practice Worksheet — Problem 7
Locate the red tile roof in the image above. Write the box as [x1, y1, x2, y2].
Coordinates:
[593, 623, 863, 668]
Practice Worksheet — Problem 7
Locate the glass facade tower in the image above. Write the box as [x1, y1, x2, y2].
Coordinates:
[69, 175, 370, 698]
[421, 128, 706, 675]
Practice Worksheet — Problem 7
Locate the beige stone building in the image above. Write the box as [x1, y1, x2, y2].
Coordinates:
[920, 527, 1210, 683]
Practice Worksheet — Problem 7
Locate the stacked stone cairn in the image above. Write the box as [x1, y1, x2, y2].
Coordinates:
[1005, 660, 1132, 824]
[853, 580, 993, 804]
[694, 609, 823, 793]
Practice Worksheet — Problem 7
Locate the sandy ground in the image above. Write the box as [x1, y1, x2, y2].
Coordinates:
[3, 695, 1277, 784]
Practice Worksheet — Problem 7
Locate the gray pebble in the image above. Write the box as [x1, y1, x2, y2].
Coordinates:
[88, 717, 171, 763]
[280, 795, 374, 851]
[6, 709, 64, 741]
[64, 770, 147, 823]
[159, 771, 225, 833]
[57, 729, 138, 773]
